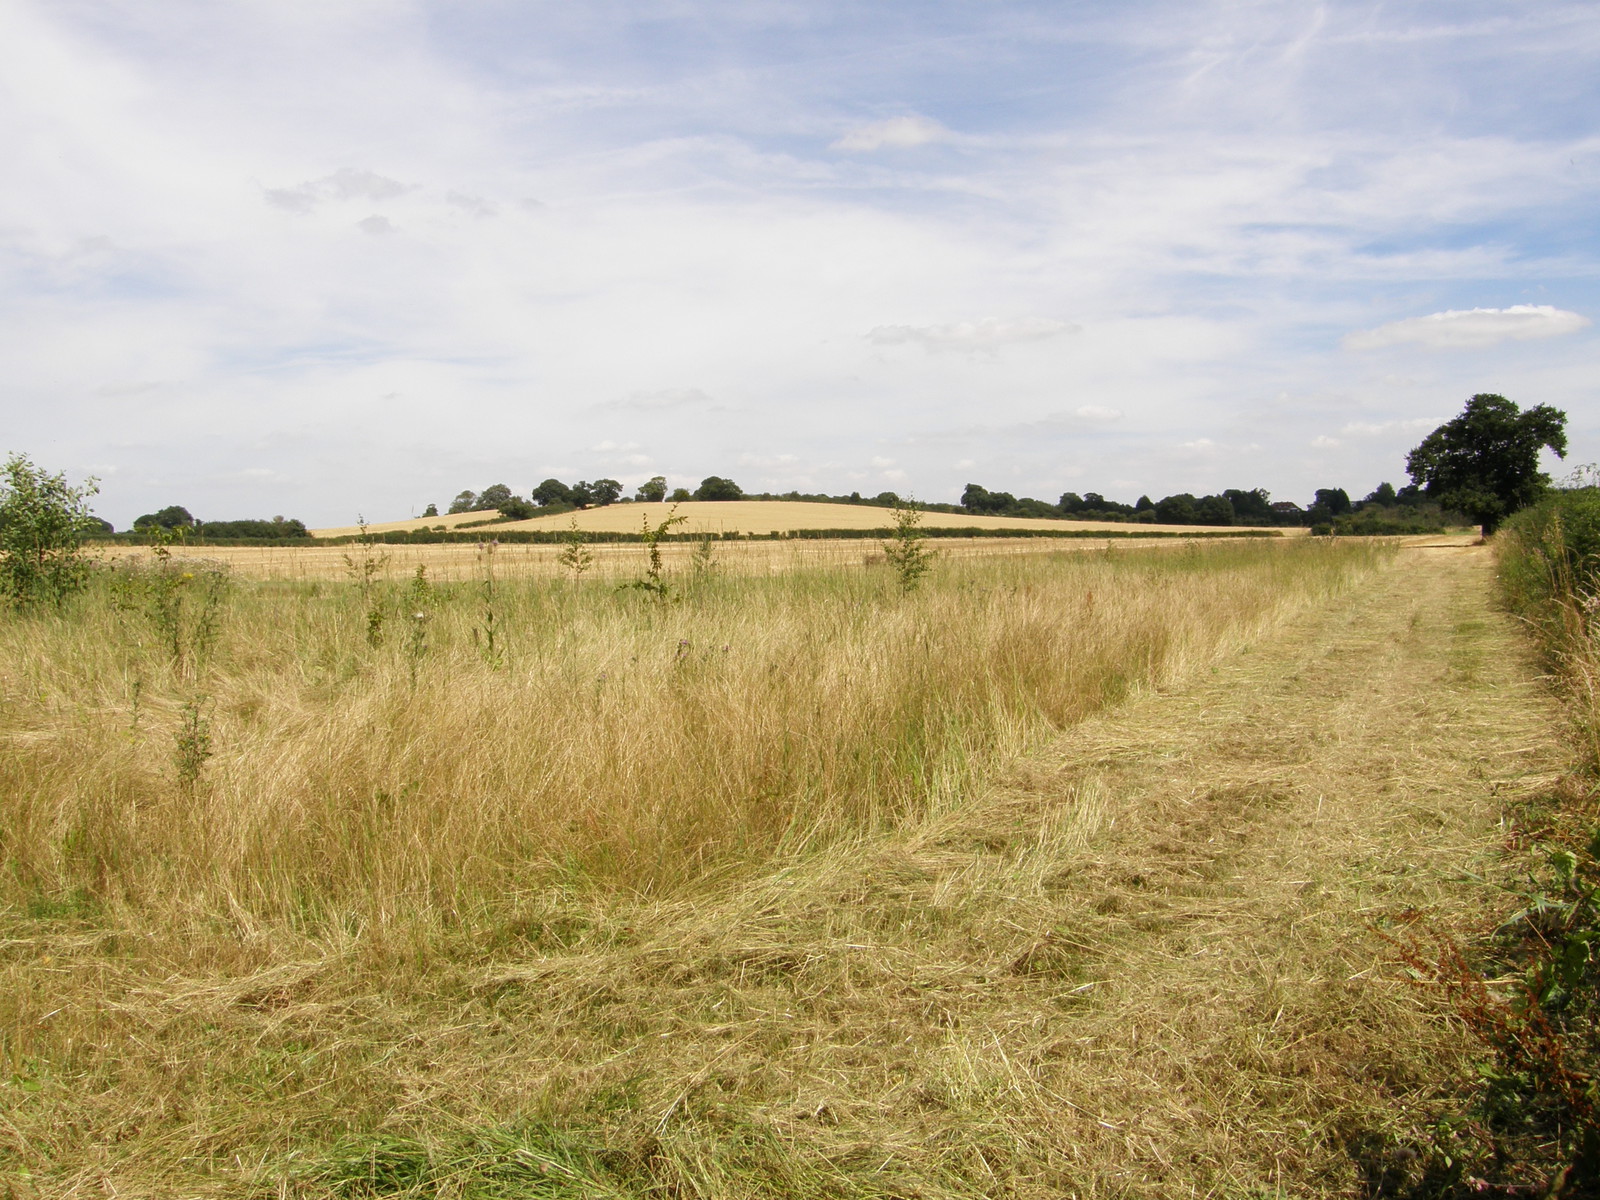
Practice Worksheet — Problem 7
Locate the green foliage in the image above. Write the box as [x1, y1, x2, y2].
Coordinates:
[883, 497, 935, 593]
[532, 479, 574, 508]
[668, 487, 692, 502]
[1407, 394, 1568, 535]
[558, 517, 593, 582]
[404, 565, 434, 686]
[589, 478, 623, 506]
[173, 694, 213, 791]
[693, 476, 743, 501]
[448, 490, 479, 514]
[497, 497, 536, 520]
[113, 533, 231, 679]
[422, 503, 438, 518]
[132, 504, 194, 530]
[343, 519, 390, 649]
[478, 484, 514, 510]
[195, 517, 308, 538]
[1499, 486, 1600, 621]
[636, 475, 667, 503]
[0, 452, 100, 607]
[625, 506, 686, 602]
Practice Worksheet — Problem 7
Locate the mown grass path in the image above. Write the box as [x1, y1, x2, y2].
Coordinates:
[934, 539, 1571, 1194]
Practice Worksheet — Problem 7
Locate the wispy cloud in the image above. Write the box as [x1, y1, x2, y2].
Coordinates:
[1344, 305, 1591, 350]
[265, 168, 411, 214]
[831, 115, 953, 152]
[867, 318, 1078, 353]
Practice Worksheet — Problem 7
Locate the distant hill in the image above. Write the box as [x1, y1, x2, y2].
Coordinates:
[312, 500, 1266, 539]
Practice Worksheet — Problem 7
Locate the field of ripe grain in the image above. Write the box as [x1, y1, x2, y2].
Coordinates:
[92, 530, 1259, 582]
[313, 498, 1261, 539]
[14, 536, 1554, 1199]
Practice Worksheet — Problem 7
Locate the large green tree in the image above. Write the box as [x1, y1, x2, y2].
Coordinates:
[1406, 394, 1567, 535]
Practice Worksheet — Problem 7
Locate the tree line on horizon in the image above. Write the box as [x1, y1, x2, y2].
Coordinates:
[48, 393, 1572, 541]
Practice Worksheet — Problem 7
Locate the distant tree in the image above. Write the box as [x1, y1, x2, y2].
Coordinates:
[1134, 495, 1154, 512]
[1223, 488, 1273, 523]
[694, 476, 743, 501]
[1059, 492, 1084, 513]
[636, 475, 667, 503]
[1313, 488, 1351, 516]
[448, 490, 478, 514]
[569, 481, 596, 508]
[590, 478, 623, 506]
[1406, 393, 1568, 535]
[497, 498, 536, 520]
[0, 453, 100, 606]
[422, 503, 439, 518]
[133, 505, 194, 530]
[1195, 495, 1235, 525]
[1362, 482, 1397, 508]
[195, 517, 310, 539]
[872, 491, 900, 507]
[1155, 494, 1197, 524]
[960, 484, 1014, 515]
[478, 483, 514, 510]
[531, 479, 572, 507]
[668, 487, 692, 502]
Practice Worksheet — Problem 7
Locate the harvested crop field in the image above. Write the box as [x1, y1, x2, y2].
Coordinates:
[89, 530, 1270, 583]
[312, 499, 1262, 540]
[0, 536, 1572, 1196]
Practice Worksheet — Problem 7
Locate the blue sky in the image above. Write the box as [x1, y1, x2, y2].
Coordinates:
[2, 0, 1596, 527]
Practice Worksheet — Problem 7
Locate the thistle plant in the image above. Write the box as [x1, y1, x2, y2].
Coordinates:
[476, 540, 504, 668]
[404, 564, 434, 686]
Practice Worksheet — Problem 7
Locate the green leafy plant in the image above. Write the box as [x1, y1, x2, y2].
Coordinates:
[117, 530, 230, 680]
[173, 694, 213, 791]
[625, 505, 686, 603]
[0, 452, 100, 608]
[558, 516, 593, 582]
[883, 497, 935, 593]
[343, 517, 390, 648]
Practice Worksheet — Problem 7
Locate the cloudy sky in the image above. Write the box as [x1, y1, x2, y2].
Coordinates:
[3, 1, 1596, 527]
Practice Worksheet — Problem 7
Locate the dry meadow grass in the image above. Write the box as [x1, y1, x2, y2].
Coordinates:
[0, 537, 1563, 1197]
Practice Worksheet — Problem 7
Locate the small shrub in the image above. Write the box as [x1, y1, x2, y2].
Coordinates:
[0, 452, 100, 608]
[883, 497, 935, 593]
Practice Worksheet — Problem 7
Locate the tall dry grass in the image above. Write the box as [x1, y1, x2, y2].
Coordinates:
[0, 539, 1381, 942]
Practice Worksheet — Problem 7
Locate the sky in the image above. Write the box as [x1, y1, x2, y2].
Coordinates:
[2, 0, 1597, 528]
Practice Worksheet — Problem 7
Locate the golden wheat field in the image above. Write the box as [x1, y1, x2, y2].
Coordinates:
[312, 499, 1265, 539]
[1, 536, 1569, 1197]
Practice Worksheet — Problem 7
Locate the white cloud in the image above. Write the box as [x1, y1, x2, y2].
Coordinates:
[831, 115, 952, 152]
[265, 168, 411, 214]
[867, 317, 1078, 354]
[1344, 305, 1590, 350]
[1339, 418, 1437, 437]
[1073, 404, 1122, 422]
[598, 388, 715, 412]
[1311, 435, 1341, 448]
[356, 215, 393, 234]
